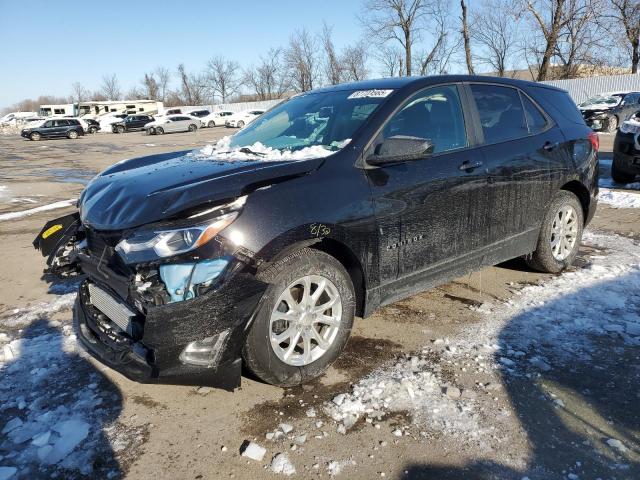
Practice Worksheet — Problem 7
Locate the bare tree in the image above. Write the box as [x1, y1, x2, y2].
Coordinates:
[360, 0, 441, 76]
[206, 56, 241, 103]
[608, 0, 640, 73]
[140, 73, 159, 99]
[460, 0, 475, 74]
[285, 28, 319, 92]
[377, 44, 405, 76]
[244, 47, 291, 100]
[471, 0, 519, 76]
[341, 42, 370, 81]
[177, 64, 208, 105]
[126, 86, 143, 100]
[321, 22, 343, 84]
[100, 74, 121, 100]
[70, 82, 88, 104]
[155, 67, 171, 102]
[415, 0, 458, 75]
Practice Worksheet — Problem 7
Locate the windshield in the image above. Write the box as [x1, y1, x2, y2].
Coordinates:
[579, 94, 623, 108]
[227, 89, 392, 153]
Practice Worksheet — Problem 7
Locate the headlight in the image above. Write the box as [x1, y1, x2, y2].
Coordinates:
[620, 121, 640, 135]
[115, 197, 245, 263]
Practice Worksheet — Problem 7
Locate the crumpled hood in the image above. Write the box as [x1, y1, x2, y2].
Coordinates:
[80, 149, 322, 230]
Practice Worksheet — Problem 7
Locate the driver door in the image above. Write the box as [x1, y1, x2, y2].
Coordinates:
[365, 84, 489, 302]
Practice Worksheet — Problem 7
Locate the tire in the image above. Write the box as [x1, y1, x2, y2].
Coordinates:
[243, 248, 355, 387]
[156, 127, 164, 135]
[116, 125, 125, 134]
[605, 115, 618, 133]
[88, 127, 97, 134]
[188, 124, 197, 132]
[611, 158, 636, 184]
[147, 127, 156, 135]
[30, 132, 41, 141]
[237, 120, 245, 128]
[67, 130, 79, 139]
[525, 191, 584, 273]
[208, 120, 215, 128]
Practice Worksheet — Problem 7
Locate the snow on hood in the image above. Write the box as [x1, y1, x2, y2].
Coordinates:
[579, 103, 616, 111]
[189, 136, 347, 162]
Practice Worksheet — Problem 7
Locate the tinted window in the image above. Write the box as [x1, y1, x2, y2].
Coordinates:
[471, 84, 528, 143]
[382, 84, 467, 154]
[531, 87, 585, 125]
[43, 121, 54, 128]
[522, 95, 548, 134]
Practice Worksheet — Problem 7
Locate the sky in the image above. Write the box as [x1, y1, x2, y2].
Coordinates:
[0, 0, 365, 109]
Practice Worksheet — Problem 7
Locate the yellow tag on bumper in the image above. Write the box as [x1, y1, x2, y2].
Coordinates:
[42, 224, 63, 239]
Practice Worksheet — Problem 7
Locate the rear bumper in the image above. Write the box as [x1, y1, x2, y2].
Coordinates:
[613, 133, 640, 174]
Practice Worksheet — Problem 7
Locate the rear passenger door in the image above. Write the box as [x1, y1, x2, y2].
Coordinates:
[52, 119, 68, 137]
[468, 83, 568, 245]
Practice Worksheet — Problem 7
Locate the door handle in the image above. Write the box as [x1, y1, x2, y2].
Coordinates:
[543, 141, 559, 151]
[458, 160, 483, 171]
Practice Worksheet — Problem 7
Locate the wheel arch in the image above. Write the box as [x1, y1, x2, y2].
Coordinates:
[560, 180, 590, 224]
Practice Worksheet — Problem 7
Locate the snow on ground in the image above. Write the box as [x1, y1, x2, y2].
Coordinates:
[0, 199, 76, 222]
[598, 188, 640, 208]
[191, 136, 348, 162]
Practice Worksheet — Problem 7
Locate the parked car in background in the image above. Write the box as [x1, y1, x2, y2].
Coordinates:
[225, 109, 265, 128]
[98, 113, 128, 131]
[112, 115, 154, 133]
[185, 109, 211, 121]
[84, 119, 101, 134]
[34, 76, 598, 390]
[201, 110, 233, 127]
[612, 112, 640, 183]
[163, 108, 183, 116]
[144, 115, 201, 135]
[21, 118, 84, 141]
[579, 91, 640, 133]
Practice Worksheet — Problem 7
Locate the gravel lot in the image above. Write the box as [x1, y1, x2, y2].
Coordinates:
[0, 130, 638, 480]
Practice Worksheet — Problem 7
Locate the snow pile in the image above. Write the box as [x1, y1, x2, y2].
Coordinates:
[1, 293, 76, 328]
[0, 199, 76, 222]
[599, 188, 640, 208]
[323, 353, 480, 437]
[191, 136, 345, 162]
[466, 232, 640, 369]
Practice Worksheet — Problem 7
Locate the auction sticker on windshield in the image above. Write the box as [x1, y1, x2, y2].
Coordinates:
[347, 89, 393, 99]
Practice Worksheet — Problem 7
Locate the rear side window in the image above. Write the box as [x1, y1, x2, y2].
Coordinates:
[530, 87, 584, 125]
[521, 95, 548, 134]
[382, 84, 467, 154]
[470, 84, 528, 143]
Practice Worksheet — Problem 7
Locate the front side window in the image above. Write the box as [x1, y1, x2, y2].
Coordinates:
[381, 84, 467, 154]
[229, 89, 391, 152]
[471, 84, 528, 144]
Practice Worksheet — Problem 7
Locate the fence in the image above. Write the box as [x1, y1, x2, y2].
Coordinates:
[541, 73, 640, 104]
[166, 99, 285, 115]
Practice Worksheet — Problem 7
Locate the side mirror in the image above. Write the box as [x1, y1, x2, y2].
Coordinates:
[367, 136, 434, 166]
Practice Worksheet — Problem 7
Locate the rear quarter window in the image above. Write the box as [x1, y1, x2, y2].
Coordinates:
[528, 87, 585, 125]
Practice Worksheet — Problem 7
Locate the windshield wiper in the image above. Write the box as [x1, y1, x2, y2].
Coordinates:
[217, 147, 267, 157]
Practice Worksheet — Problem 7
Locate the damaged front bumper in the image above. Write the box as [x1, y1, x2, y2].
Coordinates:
[34, 213, 269, 390]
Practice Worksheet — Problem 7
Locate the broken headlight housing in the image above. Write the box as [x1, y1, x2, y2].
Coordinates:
[115, 197, 246, 264]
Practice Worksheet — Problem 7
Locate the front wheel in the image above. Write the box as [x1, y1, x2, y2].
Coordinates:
[243, 248, 355, 386]
[156, 127, 164, 135]
[67, 130, 79, 139]
[30, 132, 41, 141]
[88, 127, 97, 134]
[208, 120, 215, 128]
[525, 191, 584, 273]
[188, 124, 197, 132]
[237, 120, 245, 128]
[605, 115, 618, 133]
[611, 158, 636, 184]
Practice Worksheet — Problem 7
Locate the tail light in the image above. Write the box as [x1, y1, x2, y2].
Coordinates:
[588, 131, 599, 152]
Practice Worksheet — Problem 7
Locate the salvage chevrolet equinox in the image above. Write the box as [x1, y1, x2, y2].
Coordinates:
[34, 76, 599, 390]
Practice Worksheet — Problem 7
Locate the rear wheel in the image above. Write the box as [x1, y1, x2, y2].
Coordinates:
[243, 248, 355, 386]
[67, 130, 79, 139]
[156, 127, 164, 135]
[237, 120, 245, 128]
[611, 158, 636, 184]
[188, 124, 197, 132]
[525, 191, 584, 273]
[208, 120, 215, 128]
[30, 132, 41, 141]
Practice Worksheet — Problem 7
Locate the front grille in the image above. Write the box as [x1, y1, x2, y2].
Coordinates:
[88, 283, 136, 335]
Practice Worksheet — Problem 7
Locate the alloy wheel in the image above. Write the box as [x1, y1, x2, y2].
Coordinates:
[269, 275, 342, 366]
[550, 205, 578, 261]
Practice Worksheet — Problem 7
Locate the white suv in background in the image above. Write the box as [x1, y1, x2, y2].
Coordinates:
[225, 109, 265, 128]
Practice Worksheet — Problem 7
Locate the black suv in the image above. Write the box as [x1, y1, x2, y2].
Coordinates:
[612, 112, 640, 183]
[112, 115, 154, 133]
[21, 119, 84, 141]
[579, 91, 640, 133]
[35, 76, 598, 390]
